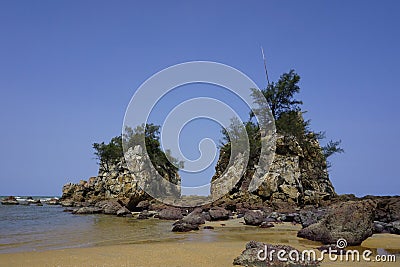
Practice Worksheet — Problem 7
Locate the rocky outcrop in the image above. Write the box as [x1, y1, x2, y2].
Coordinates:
[1, 196, 19, 205]
[297, 200, 376, 245]
[233, 241, 320, 267]
[61, 146, 181, 210]
[211, 135, 336, 207]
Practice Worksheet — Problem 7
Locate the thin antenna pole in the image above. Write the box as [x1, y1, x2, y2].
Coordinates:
[261, 46, 270, 87]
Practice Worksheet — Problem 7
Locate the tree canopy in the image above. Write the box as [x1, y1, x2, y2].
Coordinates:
[93, 123, 183, 174]
[221, 69, 343, 169]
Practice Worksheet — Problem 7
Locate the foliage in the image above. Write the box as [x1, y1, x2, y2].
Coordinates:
[93, 136, 123, 172]
[93, 123, 183, 175]
[262, 70, 303, 119]
[221, 69, 343, 171]
[122, 123, 184, 175]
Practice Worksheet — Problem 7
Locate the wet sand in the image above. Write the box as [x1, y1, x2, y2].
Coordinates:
[0, 219, 398, 267]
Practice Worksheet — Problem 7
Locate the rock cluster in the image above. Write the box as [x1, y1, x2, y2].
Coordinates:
[61, 146, 180, 210]
[297, 199, 376, 245]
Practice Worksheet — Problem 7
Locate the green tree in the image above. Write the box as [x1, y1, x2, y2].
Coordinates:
[93, 135, 123, 171]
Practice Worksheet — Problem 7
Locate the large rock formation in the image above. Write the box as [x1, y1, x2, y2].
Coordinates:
[62, 133, 335, 210]
[211, 134, 335, 207]
[61, 146, 181, 210]
[297, 199, 376, 245]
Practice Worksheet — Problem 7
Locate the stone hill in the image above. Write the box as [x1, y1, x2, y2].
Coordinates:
[61, 134, 335, 209]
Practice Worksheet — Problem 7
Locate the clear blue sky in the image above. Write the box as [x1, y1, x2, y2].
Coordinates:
[0, 1, 399, 196]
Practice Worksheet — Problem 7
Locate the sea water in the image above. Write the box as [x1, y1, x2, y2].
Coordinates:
[0, 198, 180, 253]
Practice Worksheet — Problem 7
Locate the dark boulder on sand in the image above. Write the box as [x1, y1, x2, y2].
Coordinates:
[171, 221, 200, 232]
[182, 208, 206, 225]
[233, 240, 320, 267]
[158, 207, 183, 220]
[209, 207, 230, 221]
[244, 210, 265, 226]
[297, 200, 376, 245]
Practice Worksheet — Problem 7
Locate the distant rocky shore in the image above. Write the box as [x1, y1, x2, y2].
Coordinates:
[1, 196, 60, 206]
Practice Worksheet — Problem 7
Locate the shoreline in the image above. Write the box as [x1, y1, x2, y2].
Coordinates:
[0, 221, 398, 267]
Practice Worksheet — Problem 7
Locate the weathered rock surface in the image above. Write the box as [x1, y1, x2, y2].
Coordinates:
[73, 207, 103, 214]
[182, 208, 206, 225]
[171, 221, 199, 232]
[233, 240, 320, 267]
[158, 207, 183, 220]
[297, 200, 376, 245]
[299, 208, 327, 228]
[61, 146, 181, 209]
[244, 210, 265, 226]
[211, 134, 336, 208]
[116, 206, 131, 217]
[208, 207, 230, 221]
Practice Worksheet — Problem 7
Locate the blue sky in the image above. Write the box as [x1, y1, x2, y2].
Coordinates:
[0, 1, 399, 196]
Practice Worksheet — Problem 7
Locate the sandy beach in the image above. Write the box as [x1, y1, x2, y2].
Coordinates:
[1, 220, 398, 267]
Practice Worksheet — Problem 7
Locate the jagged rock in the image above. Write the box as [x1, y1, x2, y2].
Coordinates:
[209, 207, 230, 221]
[233, 241, 320, 267]
[61, 146, 181, 210]
[73, 207, 103, 214]
[297, 200, 376, 245]
[158, 207, 183, 220]
[1, 196, 19, 205]
[211, 134, 336, 207]
[374, 196, 400, 223]
[244, 210, 265, 226]
[116, 206, 131, 216]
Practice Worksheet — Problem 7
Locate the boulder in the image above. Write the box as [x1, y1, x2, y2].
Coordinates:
[389, 221, 400, 235]
[158, 207, 183, 220]
[209, 207, 230, 221]
[116, 206, 131, 217]
[297, 200, 376, 245]
[244, 210, 265, 226]
[171, 222, 199, 232]
[73, 207, 103, 214]
[95, 200, 122, 215]
[1, 196, 19, 205]
[135, 200, 150, 211]
[60, 200, 74, 207]
[299, 208, 327, 228]
[233, 241, 320, 266]
[182, 208, 206, 225]
[137, 210, 150, 220]
[46, 198, 60, 205]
